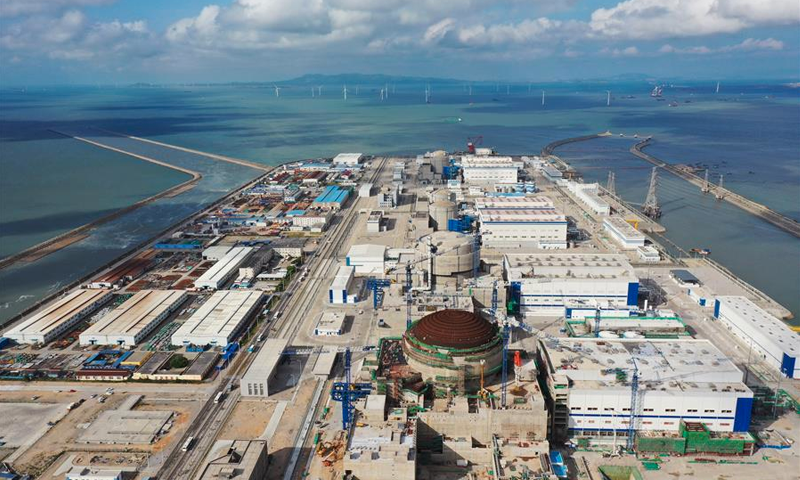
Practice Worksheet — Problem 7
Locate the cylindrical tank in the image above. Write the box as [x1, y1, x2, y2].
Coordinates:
[622, 331, 643, 339]
[598, 331, 620, 339]
[417, 231, 476, 276]
[429, 200, 457, 231]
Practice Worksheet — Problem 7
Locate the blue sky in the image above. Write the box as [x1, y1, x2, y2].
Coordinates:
[1, 0, 798, 84]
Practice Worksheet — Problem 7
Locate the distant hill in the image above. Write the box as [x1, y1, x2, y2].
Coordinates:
[277, 73, 467, 86]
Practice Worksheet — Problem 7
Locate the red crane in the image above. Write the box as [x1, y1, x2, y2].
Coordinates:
[467, 135, 483, 154]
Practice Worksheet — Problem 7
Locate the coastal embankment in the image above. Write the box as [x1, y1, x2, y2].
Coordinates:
[0, 131, 203, 271]
[631, 138, 800, 238]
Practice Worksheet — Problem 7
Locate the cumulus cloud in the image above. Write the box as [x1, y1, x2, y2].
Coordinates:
[0, 9, 156, 62]
[600, 45, 640, 56]
[590, 0, 800, 40]
[659, 37, 784, 55]
[0, 0, 113, 18]
[0, 0, 795, 76]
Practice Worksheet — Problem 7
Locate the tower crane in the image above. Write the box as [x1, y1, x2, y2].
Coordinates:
[329, 348, 372, 430]
[467, 136, 483, 154]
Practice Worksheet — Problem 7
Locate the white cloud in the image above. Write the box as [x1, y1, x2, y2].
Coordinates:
[0, 0, 113, 18]
[590, 0, 800, 40]
[0, 0, 794, 76]
[659, 37, 784, 55]
[723, 37, 784, 51]
[600, 45, 639, 56]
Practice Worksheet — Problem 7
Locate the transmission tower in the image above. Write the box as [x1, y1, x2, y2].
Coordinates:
[701, 169, 710, 193]
[715, 174, 725, 200]
[606, 171, 616, 196]
[642, 167, 662, 219]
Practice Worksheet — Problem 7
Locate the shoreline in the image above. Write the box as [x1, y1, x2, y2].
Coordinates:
[544, 133, 794, 321]
[0, 130, 204, 271]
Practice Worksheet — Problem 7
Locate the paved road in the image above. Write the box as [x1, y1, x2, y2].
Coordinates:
[157, 156, 388, 480]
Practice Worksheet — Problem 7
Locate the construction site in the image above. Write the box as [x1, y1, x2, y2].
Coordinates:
[1, 137, 798, 480]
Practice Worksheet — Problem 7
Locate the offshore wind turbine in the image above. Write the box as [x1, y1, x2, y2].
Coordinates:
[380, 88, 384, 101]
[274, 85, 280, 98]
[542, 90, 545, 106]
[716, 81, 720, 94]
[343, 85, 348, 100]
[606, 90, 611, 106]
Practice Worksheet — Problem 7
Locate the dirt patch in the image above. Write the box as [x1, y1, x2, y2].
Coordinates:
[266, 379, 317, 480]
[218, 401, 276, 440]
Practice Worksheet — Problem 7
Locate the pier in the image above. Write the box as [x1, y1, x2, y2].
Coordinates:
[541, 132, 666, 234]
[0, 132, 205, 271]
[0, 129, 273, 271]
[631, 139, 800, 239]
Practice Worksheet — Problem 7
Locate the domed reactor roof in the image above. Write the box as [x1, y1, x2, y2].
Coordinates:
[407, 309, 498, 349]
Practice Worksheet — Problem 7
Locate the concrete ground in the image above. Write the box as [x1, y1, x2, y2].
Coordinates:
[0, 403, 68, 450]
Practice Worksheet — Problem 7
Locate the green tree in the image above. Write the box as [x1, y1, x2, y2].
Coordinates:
[170, 354, 189, 369]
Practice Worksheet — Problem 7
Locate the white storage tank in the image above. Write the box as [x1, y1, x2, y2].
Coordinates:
[429, 200, 457, 231]
[417, 231, 476, 277]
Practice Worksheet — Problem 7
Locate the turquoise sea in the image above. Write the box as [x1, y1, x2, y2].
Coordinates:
[0, 82, 798, 324]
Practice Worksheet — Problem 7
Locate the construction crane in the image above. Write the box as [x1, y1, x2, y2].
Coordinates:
[627, 359, 639, 450]
[642, 167, 662, 219]
[467, 135, 483, 154]
[330, 348, 372, 430]
[594, 309, 602, 338]
[366, 277, 391, 309]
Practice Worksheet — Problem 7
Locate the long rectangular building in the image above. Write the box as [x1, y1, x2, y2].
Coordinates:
[4, 289, 112, 344]
[171, 290, 263, 348]
[603, 217, 645, 250]
[80, 290, 187, 347]
[538, 338, 754, 443]
[476, 195, 567, 249]
[195, 247, 254, 290]
[241, 338, 289, 397]
[461, 155, 518, 184]
[714, 296, 800, 379]
[505, 253, 639, 318]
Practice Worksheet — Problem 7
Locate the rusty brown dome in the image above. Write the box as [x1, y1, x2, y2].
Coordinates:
[407, 309, 498, 349]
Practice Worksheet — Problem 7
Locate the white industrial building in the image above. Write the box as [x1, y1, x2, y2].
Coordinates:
[333, 153, 363, 166]
[461, 156, 518, 184]
[538, 338, 755, 442]
[202, 245, 233, 261]
[475, 196, 566, 249]
[541, 165, 563, 182]
[359, 183, 373, 198]
[603, 217, 646, 250]
[566, 182, 610, 216]
[195, 247, 255, 290]
[80, 290, 187, 347]
[346, 244, 387, 274]
[366, 211, 383, 233]
[504, 253, 639, 318]
[314, 311, 346, 336]
[714, 296, 800, 379]
[637, 246, 660, 263]
[479, 209, 567, 249]
[3, 289, 112, 345]
[241, 338, 289, 397]
[291, 210, 332, 230]
[329, 265, 357, 304]
[474, 196, 555, 211]
[171, 290, 263, 347]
